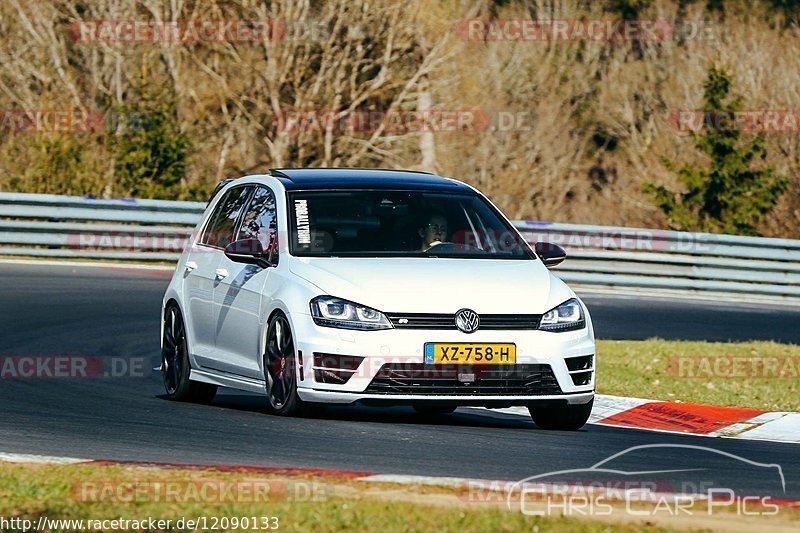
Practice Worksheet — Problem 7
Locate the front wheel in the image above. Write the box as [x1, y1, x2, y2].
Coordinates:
[162, 305, 217, 403]
[528, 398, 593, 430]
[264, 313, 323, 417]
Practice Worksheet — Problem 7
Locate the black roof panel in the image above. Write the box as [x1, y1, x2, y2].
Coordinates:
[270, 168, 471, 192]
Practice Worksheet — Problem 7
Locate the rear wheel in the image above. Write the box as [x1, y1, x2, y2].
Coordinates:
[528, 398, 593, 430]
[264, 313, 323, 417]
[162, 305, 217, 403]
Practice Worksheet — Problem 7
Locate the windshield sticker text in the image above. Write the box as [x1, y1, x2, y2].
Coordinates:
[294, 199, 311, 245]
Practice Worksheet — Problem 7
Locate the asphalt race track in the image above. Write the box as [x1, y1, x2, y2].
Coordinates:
[1, 262, 798, 499]
[580, 292, 800, 344]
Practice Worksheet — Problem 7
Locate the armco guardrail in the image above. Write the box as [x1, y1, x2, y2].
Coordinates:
[0, 193, 202, 262]
[1, 192, 798, 303]
[516, 221, 800, 302]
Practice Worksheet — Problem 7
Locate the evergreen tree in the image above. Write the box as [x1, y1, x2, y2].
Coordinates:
[112, 90, 193, 199]
[644, 66, 788, 235]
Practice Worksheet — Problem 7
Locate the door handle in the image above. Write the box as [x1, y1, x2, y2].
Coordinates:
[185, 261, 198, 272]
[214, 268, 229, 280]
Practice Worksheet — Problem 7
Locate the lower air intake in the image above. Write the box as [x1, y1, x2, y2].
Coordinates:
[313, 353, 364, 385]
[365, 364, 562, 395]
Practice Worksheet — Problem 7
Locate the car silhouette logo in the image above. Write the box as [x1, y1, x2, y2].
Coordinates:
[455, 308, 480, 333]
[505, 444, 787, 513]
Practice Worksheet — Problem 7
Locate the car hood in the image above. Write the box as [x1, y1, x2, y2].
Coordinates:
[288, 257, 566, 314]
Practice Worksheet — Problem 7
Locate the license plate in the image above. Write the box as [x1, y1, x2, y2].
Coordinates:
[424, 343, 516, 364]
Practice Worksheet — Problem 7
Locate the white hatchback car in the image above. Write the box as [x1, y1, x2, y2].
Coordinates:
[161, 169, 595, 429]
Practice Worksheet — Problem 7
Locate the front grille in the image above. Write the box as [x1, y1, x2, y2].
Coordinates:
[386, 313, 542, 330]
[365, 363, 562, 395]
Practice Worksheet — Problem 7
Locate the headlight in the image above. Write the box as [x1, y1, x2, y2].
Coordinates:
[310, 296, 392, 330]
[539, 298, 585, 332]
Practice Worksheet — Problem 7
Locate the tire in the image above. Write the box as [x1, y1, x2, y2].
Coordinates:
[263, 313, 323, 417]
[528, 398, 593, 430]
[162, 305, 217, 403]
[413, 405, 457, 416]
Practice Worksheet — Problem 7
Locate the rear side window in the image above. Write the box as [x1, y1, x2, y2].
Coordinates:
[200, 186, 252, 248]
[236, 186, 278, 250]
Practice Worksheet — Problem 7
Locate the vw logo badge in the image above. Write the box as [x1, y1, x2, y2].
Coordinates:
[454, 308, 480, 334]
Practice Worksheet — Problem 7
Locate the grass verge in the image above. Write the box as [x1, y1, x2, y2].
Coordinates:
[3, 462, 799, 532]
[0, 462, 669, 532]
[597, 340, 800, 411]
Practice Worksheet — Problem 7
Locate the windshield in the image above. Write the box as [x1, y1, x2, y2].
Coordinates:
[288, 190, 534, 259]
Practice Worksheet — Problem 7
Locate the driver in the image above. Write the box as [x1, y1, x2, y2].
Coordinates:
[418, 213, 448, 251]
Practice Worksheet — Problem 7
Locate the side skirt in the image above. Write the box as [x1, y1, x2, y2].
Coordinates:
[190, 368, 266, 394]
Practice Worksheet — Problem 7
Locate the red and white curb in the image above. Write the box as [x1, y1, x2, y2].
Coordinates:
[0, 453, 478, 489]
[2, 452, 799, 511]
[477, 394, 800, 444]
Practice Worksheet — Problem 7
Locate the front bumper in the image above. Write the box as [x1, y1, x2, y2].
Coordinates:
[290, 312, 595, 405]
[298, 389, 595, 406]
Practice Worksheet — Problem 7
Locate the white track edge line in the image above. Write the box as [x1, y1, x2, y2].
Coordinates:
[0, 259, 175, 270]
[0, 452, 91, 464]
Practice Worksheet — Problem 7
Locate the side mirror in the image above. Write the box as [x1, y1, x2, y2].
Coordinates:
[224, 237, 276, 268]
[535, 242, 566, 268]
